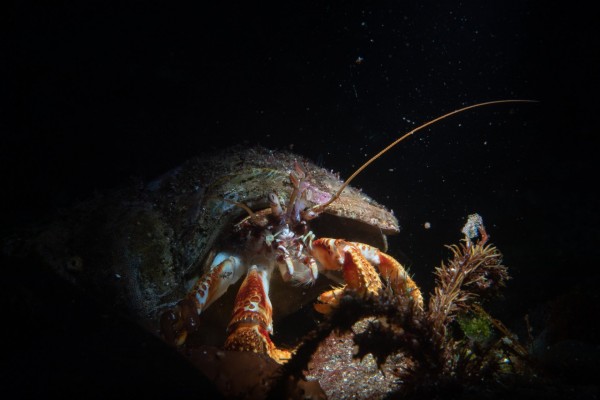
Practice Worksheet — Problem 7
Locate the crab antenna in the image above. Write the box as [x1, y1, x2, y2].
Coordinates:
[223, 198, 258, 220]
[312, 99, 538, 212]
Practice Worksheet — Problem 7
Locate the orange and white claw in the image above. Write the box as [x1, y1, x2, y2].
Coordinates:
[348, 241, 423, 309]
[341, 244, 383, 297]
[160, 253, 244, 346]
[372, 249, 423, 309]
[310, 238, 423, 310]
[310, 238, 383, 295]
[224, 265, 292, 364]
[189, 253, 245, 313]
[309, 238, 348, 271]
[314, 286, 345, 314]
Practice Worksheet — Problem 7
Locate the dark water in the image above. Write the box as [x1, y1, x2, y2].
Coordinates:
[5, 1, 598, 397]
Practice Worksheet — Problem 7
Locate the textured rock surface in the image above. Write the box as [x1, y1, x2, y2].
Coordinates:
[305, 318, 410, 400]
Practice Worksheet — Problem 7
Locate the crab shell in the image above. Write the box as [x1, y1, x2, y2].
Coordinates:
[17, 146, 399, 335]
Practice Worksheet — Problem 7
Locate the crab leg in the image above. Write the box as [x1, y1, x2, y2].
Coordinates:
[160, 252, 244, 345]
[350, 242, 423, 308]
[310, 238, 423, 312]
[224, 265, 292, 363]
[189, 253, 246, 310]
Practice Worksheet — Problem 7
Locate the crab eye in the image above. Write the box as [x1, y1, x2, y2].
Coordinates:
[300, 209, 318, 221]
[269, 192, 283, 216]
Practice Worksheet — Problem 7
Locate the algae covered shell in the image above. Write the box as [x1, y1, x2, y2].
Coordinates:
[14, 146, 399, 332]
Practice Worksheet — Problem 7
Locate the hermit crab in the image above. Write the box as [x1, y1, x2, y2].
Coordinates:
[3, 99, 537, 399]
[159, 157, 424, 363]
[157, 100, 535, 363]
[7, 100, 535, 376]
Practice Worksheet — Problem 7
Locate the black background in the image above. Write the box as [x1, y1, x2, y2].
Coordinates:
[5, 0, 599, 397]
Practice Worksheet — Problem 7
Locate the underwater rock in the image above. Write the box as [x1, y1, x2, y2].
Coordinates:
[305, 317, 409, 400]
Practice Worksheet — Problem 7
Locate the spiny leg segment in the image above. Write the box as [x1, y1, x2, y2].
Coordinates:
[310, 238, 423, 313]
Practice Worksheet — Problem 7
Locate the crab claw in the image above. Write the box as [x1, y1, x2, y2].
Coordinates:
[160, 298, 200, 346]
[160, 253, 244, 346]
[311, 238, 423, 313]
[224, 265, 292, 364]
[313, 286, 345, 314]
[312, 241, 383, 313]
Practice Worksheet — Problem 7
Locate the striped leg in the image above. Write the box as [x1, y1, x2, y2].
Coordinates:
[160, 252, 244, 345]
[224, 265, 292, 364]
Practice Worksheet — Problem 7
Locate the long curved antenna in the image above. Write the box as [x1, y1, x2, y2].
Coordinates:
[310, 99, 538, 214]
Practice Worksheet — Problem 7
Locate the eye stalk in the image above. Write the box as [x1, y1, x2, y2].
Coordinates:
[300, 208, 318, 221]
[268, 192, 283, 217]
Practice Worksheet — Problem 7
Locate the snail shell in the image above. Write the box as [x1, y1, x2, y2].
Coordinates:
[12, 146, 399, 333]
